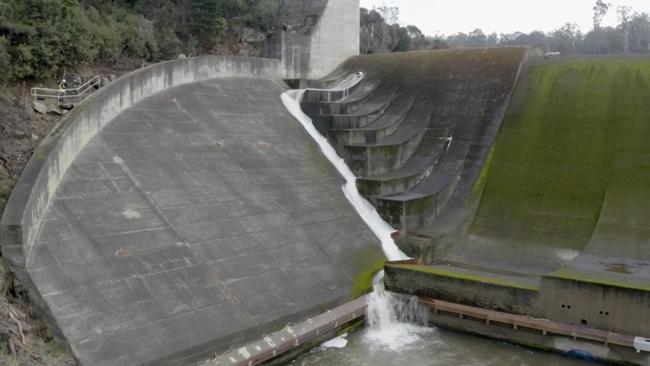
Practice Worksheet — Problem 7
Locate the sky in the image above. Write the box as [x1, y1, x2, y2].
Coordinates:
[359, 0, 650, 36]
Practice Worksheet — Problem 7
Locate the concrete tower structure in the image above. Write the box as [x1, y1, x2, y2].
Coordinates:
[279, 0, 361, 79]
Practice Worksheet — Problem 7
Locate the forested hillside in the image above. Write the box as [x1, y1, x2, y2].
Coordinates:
[0, 0, 284, 86]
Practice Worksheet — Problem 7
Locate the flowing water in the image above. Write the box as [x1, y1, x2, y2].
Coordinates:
[293, 281, 587, 365]
[280, 86, 590, 366]
[281, 87, 407, 261]
[291, 326, 589, 366]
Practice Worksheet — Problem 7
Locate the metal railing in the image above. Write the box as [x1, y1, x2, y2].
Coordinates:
[31, 75, 101, 102]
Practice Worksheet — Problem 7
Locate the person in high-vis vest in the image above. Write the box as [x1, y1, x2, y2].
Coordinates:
[58, 79, 67, 102]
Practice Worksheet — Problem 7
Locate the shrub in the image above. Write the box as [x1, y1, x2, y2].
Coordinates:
[0, 37, 9, 87]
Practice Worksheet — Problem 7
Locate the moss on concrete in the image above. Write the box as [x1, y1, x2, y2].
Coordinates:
[387, 264, 539, 291]
[470, 56, 650, 260]
[350, 254, 386, 298]
[470, 145, 495, 203]
[547, 267, 650, 292]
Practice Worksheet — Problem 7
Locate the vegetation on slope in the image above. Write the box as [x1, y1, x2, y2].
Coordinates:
[0, 0, 284, 86]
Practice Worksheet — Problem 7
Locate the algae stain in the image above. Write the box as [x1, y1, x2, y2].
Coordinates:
[604, 263, 632, 275]
[350, 254, 386, 298]
[469, 145, 496, 204]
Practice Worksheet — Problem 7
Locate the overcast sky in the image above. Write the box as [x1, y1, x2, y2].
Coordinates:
[359, 0, 650, 36]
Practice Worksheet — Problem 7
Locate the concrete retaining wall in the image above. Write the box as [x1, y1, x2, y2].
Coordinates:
[539, 276, 650, 336]
[385, 264, 541, 317]
[0, 56, 283, 274]
[283, 0, 360, 79]
[306, 0, 360, 79]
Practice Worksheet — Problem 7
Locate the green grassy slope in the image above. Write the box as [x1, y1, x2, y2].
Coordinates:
[448, 56, 650, 274]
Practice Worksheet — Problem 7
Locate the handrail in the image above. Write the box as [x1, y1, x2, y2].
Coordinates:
[31, 75, 101, 101]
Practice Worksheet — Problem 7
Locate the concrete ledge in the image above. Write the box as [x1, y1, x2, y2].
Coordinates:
[539, 273, 650, 336]
[378, 174, 459, 230]
[300, 80, 380, 116]
[205, 296, 366, 366]
[384, 263, 540, 316]
[423, 297, 649, 365]
[345, 128, 425, 177]
[0, 56, 283, 273]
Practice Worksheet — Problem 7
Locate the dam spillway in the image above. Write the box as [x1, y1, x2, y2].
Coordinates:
[2, 6, 650, 361]
[303, 50, 650, 363]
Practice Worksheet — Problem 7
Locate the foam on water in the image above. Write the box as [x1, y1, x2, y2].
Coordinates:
[320, 333, 348, 349]
[364, 280, 432, 352]
[281, 80, 430, 352]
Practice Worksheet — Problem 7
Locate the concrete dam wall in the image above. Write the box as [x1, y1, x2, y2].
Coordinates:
[448, 56, 650, 275]
[304, 49, 650, 342]
[303, 47, 535, 234]
[0, 55, 383, 365]
[3, 16, 649, 362]
[380, 55, 650, 341]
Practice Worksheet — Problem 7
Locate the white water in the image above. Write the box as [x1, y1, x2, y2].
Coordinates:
[320, 333, 348, 349]
[281, 88, 407, 262]
[281, 82, 429, 352]
[364, 280, 432, 352]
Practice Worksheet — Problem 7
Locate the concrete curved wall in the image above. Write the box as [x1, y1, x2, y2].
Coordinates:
[1, 56, 284, 272]
[1, 54, 384, 365]
[386, 55, 650, 339]
[301, 47, 537, 235]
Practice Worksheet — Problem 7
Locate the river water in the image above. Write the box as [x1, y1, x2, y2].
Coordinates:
[291, 326, 589, 366]
[293, 282, 588, 366]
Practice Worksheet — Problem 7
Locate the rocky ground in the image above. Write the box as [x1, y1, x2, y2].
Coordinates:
[0, 94, 76, 365]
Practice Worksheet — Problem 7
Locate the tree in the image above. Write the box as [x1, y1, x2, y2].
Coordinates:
[0, 37, 9, 87]
[187, 0, 227, 50]
[445, 32, 469, 48]
[406, 25, 427, 50]
[593, 0, 610, 30]
[389, 24, 410, 51]
[430, 38, 449, 49]
[467, 28, 487, 47]
[617, 5, 632, 53]
[360, 7, 386, 54]
[551, 23, 582, 53]
[376, 6, 399, 25]
[627, 12, 650, 52]
[359, 7, 416, 54]
[487, 32, 498, 47]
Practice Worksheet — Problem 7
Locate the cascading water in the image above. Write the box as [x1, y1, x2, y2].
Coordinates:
[281, 81, 430, 351]
[281, 87, 406, 262]
[364, 273, 432, 351]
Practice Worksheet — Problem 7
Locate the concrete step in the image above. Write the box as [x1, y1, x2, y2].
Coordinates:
[356, 126, 454, 198]
[377, 173, 459, 230]
[311, 89, 397, 133]
[300, 80, 382, 115]
[302, 74, 363, 103]
[328, 95, 415, 147]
